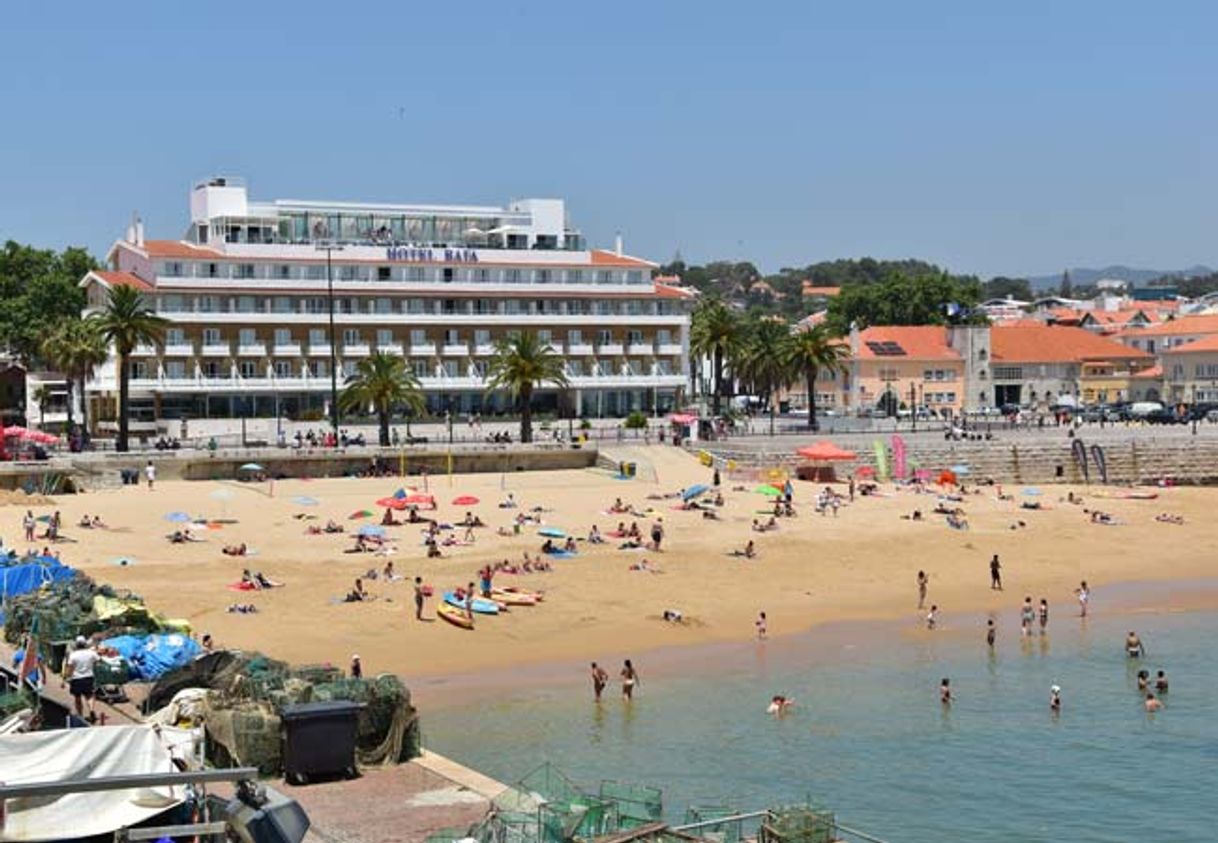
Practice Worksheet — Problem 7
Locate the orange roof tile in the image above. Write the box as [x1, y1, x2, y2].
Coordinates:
[801, 285, 841, 297]
[141, 239, 224, 259]
[991, 325, 1152, 363]
[589, 250, 655, 268]
[90, 270, 153, 291]
[856, 326, 960, 361]
[654, 282, 696, 299]
[1131, 365, 1163, 379]
[1120, 314, 1218, 338]
[1162, 335, 1218, 354]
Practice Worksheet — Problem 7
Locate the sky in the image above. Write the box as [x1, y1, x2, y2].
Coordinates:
[1, 1, 1216, 279]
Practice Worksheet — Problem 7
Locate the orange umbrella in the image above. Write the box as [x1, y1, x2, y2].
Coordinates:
[376, 497, 408, 510]
[795, 441, 857, 461]
[937, 470, 958, 486]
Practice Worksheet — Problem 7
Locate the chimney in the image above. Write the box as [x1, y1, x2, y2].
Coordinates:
[135, 215, 145, 247]
[614, 231, 623, 257]
[126, 211, 137, 244]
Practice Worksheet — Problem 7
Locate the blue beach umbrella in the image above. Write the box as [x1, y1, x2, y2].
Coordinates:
[292, 495, 320, 507]
[951, 464, 971, 476]
[357, 525, 386, 538]
[164, 512, 191, 523]
[1022, 487, 1042, 496]
[538, 527, 566, 538]
[682, 484, 710, 501]
[393, 488, 408, 500]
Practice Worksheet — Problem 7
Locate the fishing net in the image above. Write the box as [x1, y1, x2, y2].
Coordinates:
[758, 807, 835, 843]
[599, 781, 663, 829]
[202, 696, 282, 775]
[683, 806, 742, 843]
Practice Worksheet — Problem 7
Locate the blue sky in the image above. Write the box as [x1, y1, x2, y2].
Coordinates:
[1, 1, 1215, 278]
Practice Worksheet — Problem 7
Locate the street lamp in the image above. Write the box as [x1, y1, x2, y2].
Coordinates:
[316, 244, 344, 442]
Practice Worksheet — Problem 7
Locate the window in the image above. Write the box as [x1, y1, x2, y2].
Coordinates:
[202, 361, 222, 379]
[442, 299, 457, 315]
[536, 269, 551, 283]
[566, 360, 583, 376]
[657, 329, 672, 345]
[474, 330, 491, 346]
[203, 328, 222, 346]
[376, 329, 394, 346]
[410, 329, 427, 345]
[234, 264, 255, 280]
[274, 265, 292, 280]
[374, 297, 392, 314]
[274, 361, 293, 378]
[627, 271, 643, 284]
[596, 270, 613, 283]
[412, 361, 429, 379]
[343, 329, 361, 345]
[505, 269, 522, 283]
[306, 265, 326, 280]
[377, 266, 392, 281]
[566, 270, 584, 283]
[162, 261, 184, 277]
[442, 360, 458, 378]
[569, 329, 583, 345]
[309, 328, 327, 346]
[165, 361, 186, 379]
[271, 296, 293, 313]
[503, 299, 521, 314]
[205, 263, 220, 278]
[992, 366, 1023, 380]
[238, 361, 257, 378]
[946, 392, 957, 403]
[1195, 364, 1205, 378]
[238, 328, 256, 346]
[656, 360, 672, 375]
[444, 329, 460, 345]
[537, 330, 552, 346]
[934, 370, 946, 381]
[469, 361, 486, 379]
[475, 268, 490, 282]
[304, 297, 327, 314]
[129, 361, 147, 379]
[312, 360, 329, 378]
[924, 370, 934, 381]
[165, 328, 185, 346]
[342, 361, 357, 377]
[339, 265, 362, 281]
[626, 330, 643, 344]
[597, 329, 613, 345]
[407, 267, 426, 282]
[473, 298, 493, 315]
[198, 295, 219, 313]
[274, 329, 292, 346]
[442, 267, 455, 283]
[235, 296, 256, 313]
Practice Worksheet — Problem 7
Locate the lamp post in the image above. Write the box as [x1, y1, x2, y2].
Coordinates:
[909, 381, 917, 432]
[316, 244, 344, 443]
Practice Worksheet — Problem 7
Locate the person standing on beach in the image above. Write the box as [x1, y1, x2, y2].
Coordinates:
[145, 460, 156, 490]
[1020, 597, 1035, 636]
[926, 605, 938, 630]
[591, 662, 609, 701]
[756, 611, 768, 640]
[23, 510, 35, 542]
[621, 659, 639, 700]
[713, 467, 721, 487]
[350, 654, 362, 679]
[413, 576, 427, 620]
[1075, 580, 1090, 617]
[986, 619, 996, 648]
[465, 581, 477, 623]
[650, 518, 664, 551]
[917, 571, 929, 609]
[989, 554, 1002, 590]
[1038, 598, 1049, 633]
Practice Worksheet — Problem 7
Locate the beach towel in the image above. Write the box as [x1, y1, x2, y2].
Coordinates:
[544, 549, 577, 558]
[228, 581, 258, 591]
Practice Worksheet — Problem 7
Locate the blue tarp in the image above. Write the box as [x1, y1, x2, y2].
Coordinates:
[0, 558, 76, 620]
[100, 633, 201, 680]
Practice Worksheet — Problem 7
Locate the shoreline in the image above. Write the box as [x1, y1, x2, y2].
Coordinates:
[409, 576, 1218, 708]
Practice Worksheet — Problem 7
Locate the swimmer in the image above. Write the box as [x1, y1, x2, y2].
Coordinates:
[940, 677, 952, 704]
[1049, 684, 1062, 713]
[1125, 631, 1145, 658]
[590, 662, 609, 701]
[1144, 692, 1163, 712]
[916, 570, 929, 609]
[1020, 597, 1035, 636]
[1136, 669, 1150, 691]
[986, 618, 996, 648]
[1075, 580, 1090, 617]
[1154, 669, 1169, 693]
[767, 695, 794, 715]
[621, 659, 639, 700]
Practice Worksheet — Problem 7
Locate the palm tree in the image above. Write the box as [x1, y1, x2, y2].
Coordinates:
[739, 317, 796, 436]
[32, 385, 51, 428]
[42, 319, 108, 434]
[338, 352, 424, 446]
[90, 285, 168, 452]
[690, 297, 742, 416]
[485, 332, 568, 443]
[784, 324, 849, 431]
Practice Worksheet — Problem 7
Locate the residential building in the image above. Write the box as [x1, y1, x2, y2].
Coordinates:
[989, 325, 1153, 407]
[1162, 336, 1218, 405]
[848, 326, 966, 418]
[80, 178, 692, 427]
[1118, 314, 1218, 356]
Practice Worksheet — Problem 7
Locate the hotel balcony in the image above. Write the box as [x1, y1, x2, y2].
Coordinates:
[567, 342, 594, 355]
[539, 341, 563, 354]
[441, 343, 470, 356]
[237, 342, 267, 357]
[306, 343, 332, 357]
[164, 343, 196, 357]
[473, 343, 497, 356]
[409, 343, 437, 356]
[626, 342, 655, 355]
[132, 344, 158, 357]
[201, 343, 232, 357]
[657, 343, 682, 356]
[344, 343, 372, 357]
[273, 342, 303, 356]
[376, 342, 404, 355]
[597, 343, 625, 355]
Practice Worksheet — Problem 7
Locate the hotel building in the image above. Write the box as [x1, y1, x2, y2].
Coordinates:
[81, 178, 692, 427]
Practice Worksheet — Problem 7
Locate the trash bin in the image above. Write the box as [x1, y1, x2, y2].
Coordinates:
[280, 700, 362, 784]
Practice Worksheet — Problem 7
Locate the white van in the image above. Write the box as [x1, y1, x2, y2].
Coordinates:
[1129, 401, 1164, 418]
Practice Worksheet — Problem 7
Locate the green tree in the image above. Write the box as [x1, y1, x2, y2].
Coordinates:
[825, 270, 984, 334]
[31, 385, 51, 428]
[0, 242, 94, 365]
[738, 317, 795, 435]
[90, 285, 168, 452]
[690, 297, 743, 416]
[1059, 270, 1073, 298]
[784, 325, 849, 431]
[485, 332, 569, 443]
[41, 319, 108, 432]
[339, 352, 424, 446]
[981, 276, 1034, 302]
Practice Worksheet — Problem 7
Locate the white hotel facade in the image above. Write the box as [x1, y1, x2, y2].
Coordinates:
[81, 178, 692, 426]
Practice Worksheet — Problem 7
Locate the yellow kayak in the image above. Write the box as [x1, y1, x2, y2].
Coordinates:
[492, 588, 538, 606]
[437, 602, 474, 629]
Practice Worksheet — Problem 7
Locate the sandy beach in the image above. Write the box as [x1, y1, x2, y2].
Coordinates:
[5, 447, 1218, 683]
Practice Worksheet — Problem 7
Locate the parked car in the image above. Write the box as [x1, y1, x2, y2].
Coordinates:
[1143, 408, 1183, 425]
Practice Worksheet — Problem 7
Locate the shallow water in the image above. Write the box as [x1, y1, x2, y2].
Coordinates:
[423, 605, 1217, 842]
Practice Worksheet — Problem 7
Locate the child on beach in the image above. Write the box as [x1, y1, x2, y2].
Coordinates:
[926, 605, 938, 630]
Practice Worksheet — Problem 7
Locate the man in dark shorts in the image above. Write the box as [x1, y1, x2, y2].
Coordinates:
[590, 662, 609, 701]
[63, 636, 99, 721]
[650, 519, 664, 551]
[414, 576, 427, 620]
[989, 554, 1002, 590]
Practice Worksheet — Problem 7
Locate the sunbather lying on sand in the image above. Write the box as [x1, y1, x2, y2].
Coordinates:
[728, 540, 757, 559]
[221, 543, 248, 556]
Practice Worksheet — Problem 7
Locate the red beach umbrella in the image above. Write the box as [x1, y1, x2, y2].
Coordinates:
[452, 495, 480, 506]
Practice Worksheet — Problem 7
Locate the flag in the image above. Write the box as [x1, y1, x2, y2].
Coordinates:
[17, 616, 42, 689]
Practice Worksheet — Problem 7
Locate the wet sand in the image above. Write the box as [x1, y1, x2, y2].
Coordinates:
[5, 447, 1217, 689]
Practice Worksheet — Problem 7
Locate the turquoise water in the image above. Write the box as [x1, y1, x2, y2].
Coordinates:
[422, 605, 1217, 842]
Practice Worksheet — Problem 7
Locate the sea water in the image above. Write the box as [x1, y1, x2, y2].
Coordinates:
[422, 605, 1216, 842]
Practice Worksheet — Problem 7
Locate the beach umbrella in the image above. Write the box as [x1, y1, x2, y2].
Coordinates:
[452, 495, 480, 506]
[754, 485, 783, 497]
[1022, 487, 1043, 496]
[682, 484, 710, 501]
[163, 511, 191, 523]
[376, 497, 408, 510]
[393, 488, 409, 500]
[35, 515, 53, 523]
[854, 466, 876, 477]
[349, 509, 374, 520]
[238, 463, 264, 472]
[292, 495, 319, 507]
[357, 525, 386, 538]
[795, 442, 857, 461]
[404, 493, 434, 507]
[937, 470, 958, 486]
[950, 464, 971, 476]
[538, 527, 566, 538]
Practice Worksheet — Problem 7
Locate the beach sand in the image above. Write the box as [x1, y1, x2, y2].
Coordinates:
[5, 447, 1217, 683]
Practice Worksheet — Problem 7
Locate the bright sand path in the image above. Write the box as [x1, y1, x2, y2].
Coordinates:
[4, 447, 1217, 679]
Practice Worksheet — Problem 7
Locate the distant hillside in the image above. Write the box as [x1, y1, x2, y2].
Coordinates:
[1026, 265, 1214, 291]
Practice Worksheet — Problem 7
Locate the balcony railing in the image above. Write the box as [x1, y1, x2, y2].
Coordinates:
[131, 344, 157, 357]
[598, 343, 625, 355]
[441, 343, 470, 356]
[626, 343, 654, 355]
[164, 343, 196, 357]
[272, 342, 302, 356]
[409, 343, 437, 356]
[201, 343, 232, 357]
[306, 344, 332, 356]
[343, 343, 371, 356]
[567, 343, 594, 355]
[237, 342, 267, 357]
[376, 342, 404, 355]
[473, 343, 496, 356]
[656, 343, 682, 356]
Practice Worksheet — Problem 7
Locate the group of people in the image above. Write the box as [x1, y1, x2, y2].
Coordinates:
[589, 659, 640, 701]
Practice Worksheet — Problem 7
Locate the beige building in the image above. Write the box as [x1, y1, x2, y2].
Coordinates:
[1162, 335, 1218, 404]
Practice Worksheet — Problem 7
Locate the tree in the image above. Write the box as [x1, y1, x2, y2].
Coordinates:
[690, 297, 743, 416]
[738, 317, 794, 435]
[981, 276, 1034, 302]
[90, 285, 168, 452]
[0, 242, 94, 365]
[825, 270, 984, 334]
[338, 352, 424, 447]
[32, 385, 51, 428]
[41, 319, 108, 433]
[1059, 270, 1073, 298]
[485, 332, 568, 443]
[784, 325, 849, 431]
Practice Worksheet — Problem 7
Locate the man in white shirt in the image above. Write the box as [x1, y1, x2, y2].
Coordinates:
[62, 636, 99, 721]
[145, 460, 157, 490]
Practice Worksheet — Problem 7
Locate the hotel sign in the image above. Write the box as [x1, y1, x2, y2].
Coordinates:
[386, 247, 479, 263]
